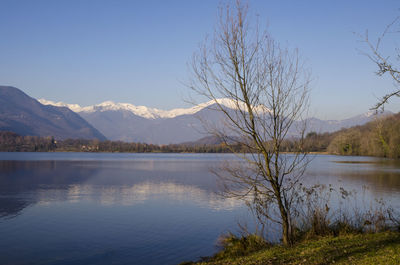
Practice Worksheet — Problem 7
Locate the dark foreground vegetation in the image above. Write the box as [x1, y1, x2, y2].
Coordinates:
[0, 112, 399, 157]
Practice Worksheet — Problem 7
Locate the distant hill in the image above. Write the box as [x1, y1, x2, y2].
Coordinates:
[306, 111, 392, 133]
[0, 86, 106, 140]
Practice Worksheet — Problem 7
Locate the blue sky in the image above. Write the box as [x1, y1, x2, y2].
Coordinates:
[0, 0, 399, 119]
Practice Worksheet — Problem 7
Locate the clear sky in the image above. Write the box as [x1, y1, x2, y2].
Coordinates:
[0, 0, 399, 120]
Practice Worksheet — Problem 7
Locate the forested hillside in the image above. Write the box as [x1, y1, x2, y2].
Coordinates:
[327, 113, 400, 158]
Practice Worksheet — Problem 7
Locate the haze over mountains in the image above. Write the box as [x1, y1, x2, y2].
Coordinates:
[39, 95, 392, 145]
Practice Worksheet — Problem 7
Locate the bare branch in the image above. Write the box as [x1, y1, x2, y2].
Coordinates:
[361, 16, 400, 111]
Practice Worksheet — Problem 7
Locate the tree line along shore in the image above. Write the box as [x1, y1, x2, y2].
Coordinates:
[0, 112, 399, 158]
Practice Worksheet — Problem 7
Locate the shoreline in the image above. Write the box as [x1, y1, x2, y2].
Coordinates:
[186, 232, 400, 265]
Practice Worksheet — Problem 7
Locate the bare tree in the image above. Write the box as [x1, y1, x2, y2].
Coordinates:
[189, 1, 311, 245]
[363, 16, 400, 111]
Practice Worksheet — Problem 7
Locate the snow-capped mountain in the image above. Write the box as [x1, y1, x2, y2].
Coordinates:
[39, 98, 231, 143]
[38, 98, 260, 119]
[38, 98, 393, 144]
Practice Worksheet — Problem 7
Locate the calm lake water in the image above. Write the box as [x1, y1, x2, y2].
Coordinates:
[1, 152, 400, 265]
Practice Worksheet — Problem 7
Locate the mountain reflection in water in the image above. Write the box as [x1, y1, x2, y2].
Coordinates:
[0, 158, 243, 218]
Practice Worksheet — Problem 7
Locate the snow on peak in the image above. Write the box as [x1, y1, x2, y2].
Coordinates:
[83, 101, 155, 119]
[38, 99, 84, 113]
[204, 98, 270, 113]
[38, 97, 270, 119]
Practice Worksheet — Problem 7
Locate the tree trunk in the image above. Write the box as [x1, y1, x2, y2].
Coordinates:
[277, 197, 291, 246]
[281, 213, 290, 246]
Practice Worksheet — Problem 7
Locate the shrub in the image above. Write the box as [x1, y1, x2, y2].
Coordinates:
[213, 233, 269, 260]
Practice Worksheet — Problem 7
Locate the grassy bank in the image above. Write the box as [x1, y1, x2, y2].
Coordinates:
[185, 232, 400, 265]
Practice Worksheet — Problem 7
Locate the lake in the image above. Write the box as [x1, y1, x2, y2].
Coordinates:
[0, 153, 400, 265]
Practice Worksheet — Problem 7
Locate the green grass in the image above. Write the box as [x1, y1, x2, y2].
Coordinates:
[190, 232, 400, 265]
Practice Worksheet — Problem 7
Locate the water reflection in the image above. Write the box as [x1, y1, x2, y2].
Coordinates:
[1, 155, 400, 219]
[0, 159, 243, 219]
[1, 153, 400, 265]
[0, 160, 100, 218]
[62, 182, 241, 210]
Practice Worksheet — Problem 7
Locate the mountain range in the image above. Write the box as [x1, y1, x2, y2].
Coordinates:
[38, 95, 392, 144]
[0, 86, 392, 143]
[38, 98, 232, 144]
